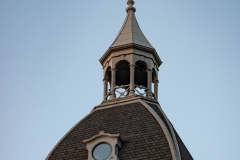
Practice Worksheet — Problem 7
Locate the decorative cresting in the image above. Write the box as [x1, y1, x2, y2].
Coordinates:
[100, 0, 162, 101]
[83, 131, 122, 160]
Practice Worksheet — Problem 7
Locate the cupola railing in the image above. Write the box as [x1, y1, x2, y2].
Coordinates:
[104, 84, 157, 101]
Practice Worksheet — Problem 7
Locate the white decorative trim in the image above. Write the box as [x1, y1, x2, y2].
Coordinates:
[83, 131, 122, 160]
[141, 99, 181, 159]
[139, 100, 181, 160]
[98, 96, 158, 109]
[156, 103, 182, 160]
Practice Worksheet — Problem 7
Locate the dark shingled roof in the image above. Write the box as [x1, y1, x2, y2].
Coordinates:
[47, 101, 193, 160]
[47, 102, 172, 160]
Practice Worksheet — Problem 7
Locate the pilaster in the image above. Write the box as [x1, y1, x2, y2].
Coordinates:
[110, 68, 117, 99]
[129, 64, 136, 96]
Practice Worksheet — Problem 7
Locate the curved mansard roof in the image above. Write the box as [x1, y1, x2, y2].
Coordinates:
[46, 100, 193, 160]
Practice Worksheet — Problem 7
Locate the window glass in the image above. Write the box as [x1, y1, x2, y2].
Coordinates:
[93, 143, 111, 160]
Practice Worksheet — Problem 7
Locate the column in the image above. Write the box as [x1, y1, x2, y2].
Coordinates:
[146, 69, 153, 98]
[153, 80, 159, 100]
[110, 68, 117, 99]
[129, 64, 136, 96]
[103, 78, 108, 100]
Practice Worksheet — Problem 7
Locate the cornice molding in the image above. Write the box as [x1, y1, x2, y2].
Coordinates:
[94, 95, 159, 111]
[99, 43, 162, 67]
[83, 131, 122, 144]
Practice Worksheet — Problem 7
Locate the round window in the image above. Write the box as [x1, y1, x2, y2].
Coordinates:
[93, 143, 112, 160]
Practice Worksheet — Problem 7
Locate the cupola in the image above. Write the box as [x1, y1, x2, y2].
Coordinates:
[46, 1, 194, 160]
[100, 0, 162, 101]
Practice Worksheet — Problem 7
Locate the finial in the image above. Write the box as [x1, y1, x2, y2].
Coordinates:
[126, 0, 136, 13]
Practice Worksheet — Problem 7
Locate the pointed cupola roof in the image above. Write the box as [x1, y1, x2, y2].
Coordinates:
[111, 0, 153, 48]
[100, 0, 162, 67]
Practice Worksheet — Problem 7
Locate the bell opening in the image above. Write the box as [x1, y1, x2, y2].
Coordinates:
[116, 61, 130, 86]
[135, 61, 147, 87]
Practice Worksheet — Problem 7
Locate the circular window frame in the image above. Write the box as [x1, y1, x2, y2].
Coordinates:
[92, 142, 112, 160]
[83, 131, 122, 160]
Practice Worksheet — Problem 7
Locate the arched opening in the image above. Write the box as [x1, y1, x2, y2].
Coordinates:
[116, 61, 130, 86]
[135, 61, 147, 87]
[103, 67, 111, 100]
[105, 67, 112, 86]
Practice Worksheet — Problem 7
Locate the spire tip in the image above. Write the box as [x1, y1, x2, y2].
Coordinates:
[126, 0, 136, 13]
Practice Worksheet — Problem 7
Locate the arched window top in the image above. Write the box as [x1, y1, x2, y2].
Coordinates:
[104, 67, 111, 81]
[116, 61, 130, 86]
[135, 61, 148, 87]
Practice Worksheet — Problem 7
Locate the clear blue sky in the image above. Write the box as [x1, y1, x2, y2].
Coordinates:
[1, 0, 240, 159]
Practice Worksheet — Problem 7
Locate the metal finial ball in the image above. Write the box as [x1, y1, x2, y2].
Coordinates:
[126, 0, 136, 12]
[127, 0, 135, 6]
